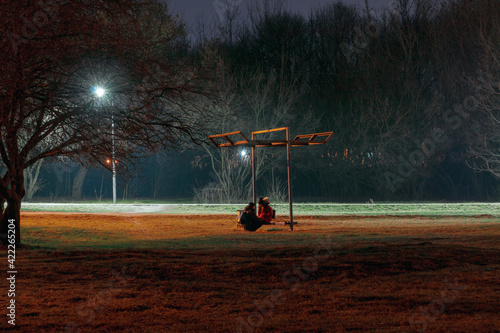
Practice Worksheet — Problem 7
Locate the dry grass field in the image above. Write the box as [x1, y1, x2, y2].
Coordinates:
[1, 212, 499, 332]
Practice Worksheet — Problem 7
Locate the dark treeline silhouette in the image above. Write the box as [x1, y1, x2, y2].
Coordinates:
[21, 0, 500, 203]
[191, 0, 500, 202]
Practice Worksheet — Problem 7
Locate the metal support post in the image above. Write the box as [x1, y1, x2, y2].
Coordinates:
[286, 127, 293, 230]
[252, 133, 256, 205]
[112, 114, 116, 204]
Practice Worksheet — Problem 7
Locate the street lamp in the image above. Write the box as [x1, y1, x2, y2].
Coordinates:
[92, 86, 116, 204]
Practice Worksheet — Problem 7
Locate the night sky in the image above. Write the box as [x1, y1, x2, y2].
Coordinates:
[167, 0, 390, 26]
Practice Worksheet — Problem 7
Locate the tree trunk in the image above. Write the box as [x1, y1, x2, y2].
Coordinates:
[1, 171, 25, 246]
[24, 159, 44, 200]
[72, 167, 88, 200]
[0, 197, 21, 246]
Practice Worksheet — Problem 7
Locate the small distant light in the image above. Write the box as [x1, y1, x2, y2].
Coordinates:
[106, 159, 111, 164]
[240, 150, 248, 157]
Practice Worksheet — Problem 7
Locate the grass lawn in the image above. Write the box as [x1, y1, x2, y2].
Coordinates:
[1, 211, 499, 332]
[20, 201, 500, 216]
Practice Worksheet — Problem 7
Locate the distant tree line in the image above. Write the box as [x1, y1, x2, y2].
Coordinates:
[191, 0, 500, 202]
[19, 0, 500, 204]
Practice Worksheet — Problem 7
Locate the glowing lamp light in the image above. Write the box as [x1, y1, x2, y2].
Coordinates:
[240, 150, 248, 157]
[93, 86, 106, 98]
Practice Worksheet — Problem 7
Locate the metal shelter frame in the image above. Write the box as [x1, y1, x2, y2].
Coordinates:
[208, 127, 334, 230]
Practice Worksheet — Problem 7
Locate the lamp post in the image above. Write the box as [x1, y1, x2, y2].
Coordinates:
[93, 86, 117, 204]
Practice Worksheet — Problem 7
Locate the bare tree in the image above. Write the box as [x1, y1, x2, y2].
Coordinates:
[197, 50, 309, 202]
[71, 166, 87, 200]
[467, 0, 500, 179]
[24, 159, 44, 201]
[302, 0, 446, 199]
[0, 0, 217, 245]
[196, 55, 251, 203]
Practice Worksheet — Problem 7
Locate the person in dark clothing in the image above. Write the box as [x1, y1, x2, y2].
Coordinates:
[245, 202, 256, 216]
[240, 202, 264, 232]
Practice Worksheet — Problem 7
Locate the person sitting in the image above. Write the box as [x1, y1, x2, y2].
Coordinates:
[257, 197, 264, 216]
[240, 202, 264, 232]
[244, 202, 256, 216]
[258, 197, 273, 224]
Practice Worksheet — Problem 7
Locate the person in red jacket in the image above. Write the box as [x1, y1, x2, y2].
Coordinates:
[258, 197, 273, 224]
[257, 197, 264, 216]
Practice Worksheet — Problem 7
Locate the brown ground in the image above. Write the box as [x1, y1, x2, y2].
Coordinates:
[1, 213, 499, 332]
